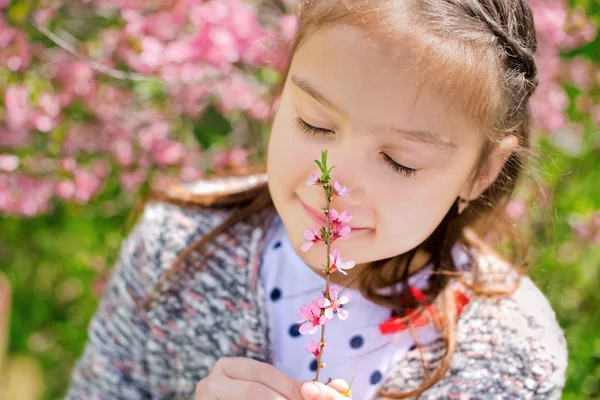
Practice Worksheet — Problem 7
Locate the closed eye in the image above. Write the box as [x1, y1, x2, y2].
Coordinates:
[294, 117, 334, 136]
[381, 153, 418, 178]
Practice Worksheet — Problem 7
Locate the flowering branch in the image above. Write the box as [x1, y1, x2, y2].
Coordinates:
[297, 150, 354, 393]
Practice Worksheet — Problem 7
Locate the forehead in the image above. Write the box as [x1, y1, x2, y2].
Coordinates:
[289, 24, 491, 147]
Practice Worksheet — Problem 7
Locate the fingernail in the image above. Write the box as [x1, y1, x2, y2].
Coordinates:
[301, 382, 319, 399]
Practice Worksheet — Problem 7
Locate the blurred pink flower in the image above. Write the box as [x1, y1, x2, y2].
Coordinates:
[505, 198, 528, 221]
[113, 140, 135, 167]
[0, 154, 19, 172]
[73, 170, 102, 203]
[566, 56, 594, 90]
[4, 85, 30, 131]
[561, 8, 597, 50]
[0, 24, 31, 72]
[152, 141, 185, 166]
[212, 147, 248, 170]
[55, 179, 75, 200]
[119, 169, 147, 192]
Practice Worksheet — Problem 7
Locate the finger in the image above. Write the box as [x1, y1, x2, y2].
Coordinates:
[211, 357, 303, 399]
[327, 379, 349, 394]
[195, 380, 217, 400]
[301, 381, 349, 400]
[203, 374, 289, 400]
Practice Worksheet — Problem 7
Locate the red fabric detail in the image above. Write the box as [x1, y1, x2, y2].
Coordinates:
[378, 287, 470, 335]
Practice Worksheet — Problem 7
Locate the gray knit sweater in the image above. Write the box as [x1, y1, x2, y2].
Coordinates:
[64, 193, 567, 399]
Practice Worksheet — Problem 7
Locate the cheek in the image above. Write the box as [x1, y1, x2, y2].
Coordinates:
[267, 114, 312, 197]
[371, 173, 462, 253]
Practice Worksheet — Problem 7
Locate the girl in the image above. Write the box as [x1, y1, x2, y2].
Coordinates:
[65, 0, 567, 399]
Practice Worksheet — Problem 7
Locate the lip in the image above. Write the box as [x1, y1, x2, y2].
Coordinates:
[299, 199, 369, 231]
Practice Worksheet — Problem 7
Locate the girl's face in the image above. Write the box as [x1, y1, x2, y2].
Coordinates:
[267, 25, 509, 278]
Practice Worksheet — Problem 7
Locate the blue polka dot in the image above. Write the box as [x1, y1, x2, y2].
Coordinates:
[350, 335, 364, 349]
[408, 344, 417, 352]
[370, 370, 383, 385]
[270, 288, 282, 301]
[310, 359, 318, 371]
[390, 309, 398, 318]
[273, 241, 282, 249]
[289, 323, 301, 337]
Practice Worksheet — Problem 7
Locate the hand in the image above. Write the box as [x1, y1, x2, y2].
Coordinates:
[195, 357, 350, 399]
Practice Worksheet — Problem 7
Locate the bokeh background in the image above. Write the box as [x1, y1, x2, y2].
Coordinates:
[0, 0, 599, 399]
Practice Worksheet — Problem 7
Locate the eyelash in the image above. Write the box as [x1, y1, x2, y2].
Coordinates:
[294, 117, 333, 136]
[294, 117, 418, 179]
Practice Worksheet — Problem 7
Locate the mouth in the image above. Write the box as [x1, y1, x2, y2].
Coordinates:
[298, 198, 370, 231]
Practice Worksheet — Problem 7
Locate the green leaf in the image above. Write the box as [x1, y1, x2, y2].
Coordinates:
[321, 150, 328, 170]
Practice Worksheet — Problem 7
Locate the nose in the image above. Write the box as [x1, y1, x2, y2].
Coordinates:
[344, 185, 365, 205]
[324, 145, 367, 207]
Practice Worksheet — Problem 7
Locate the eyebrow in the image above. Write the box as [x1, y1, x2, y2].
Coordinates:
[291, 74, 457, 152]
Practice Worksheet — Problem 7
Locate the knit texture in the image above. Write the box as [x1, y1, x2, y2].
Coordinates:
[64, 199, 567, 399]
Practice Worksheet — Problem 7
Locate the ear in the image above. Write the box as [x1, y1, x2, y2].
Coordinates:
[458, 135, 519, 201]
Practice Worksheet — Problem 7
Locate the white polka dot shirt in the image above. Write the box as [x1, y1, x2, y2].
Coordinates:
[259, 215, 440, 399]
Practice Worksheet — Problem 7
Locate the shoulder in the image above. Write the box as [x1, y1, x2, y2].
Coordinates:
[380, 237, 567, 399]
[112, 201, 231, 299]
[445, 245, 567, 398]
[449, 272, 567, 398]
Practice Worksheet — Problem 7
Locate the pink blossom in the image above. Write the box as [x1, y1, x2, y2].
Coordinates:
[318, 286, 351, 319]
[328, 249, 355, 275]
[301, 227, 322, 251]
[332, 181, 350, 198]
[330, 209, 352, 224]
[329, 209, 352, 241]
[305, 339, 329, 358]
[306, 172, 320, 186]
[297, 298, 327, 335]
[301, 225, 325, 252]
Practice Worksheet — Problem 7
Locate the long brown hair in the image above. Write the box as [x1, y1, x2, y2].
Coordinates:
[139, 0, 539, 397]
